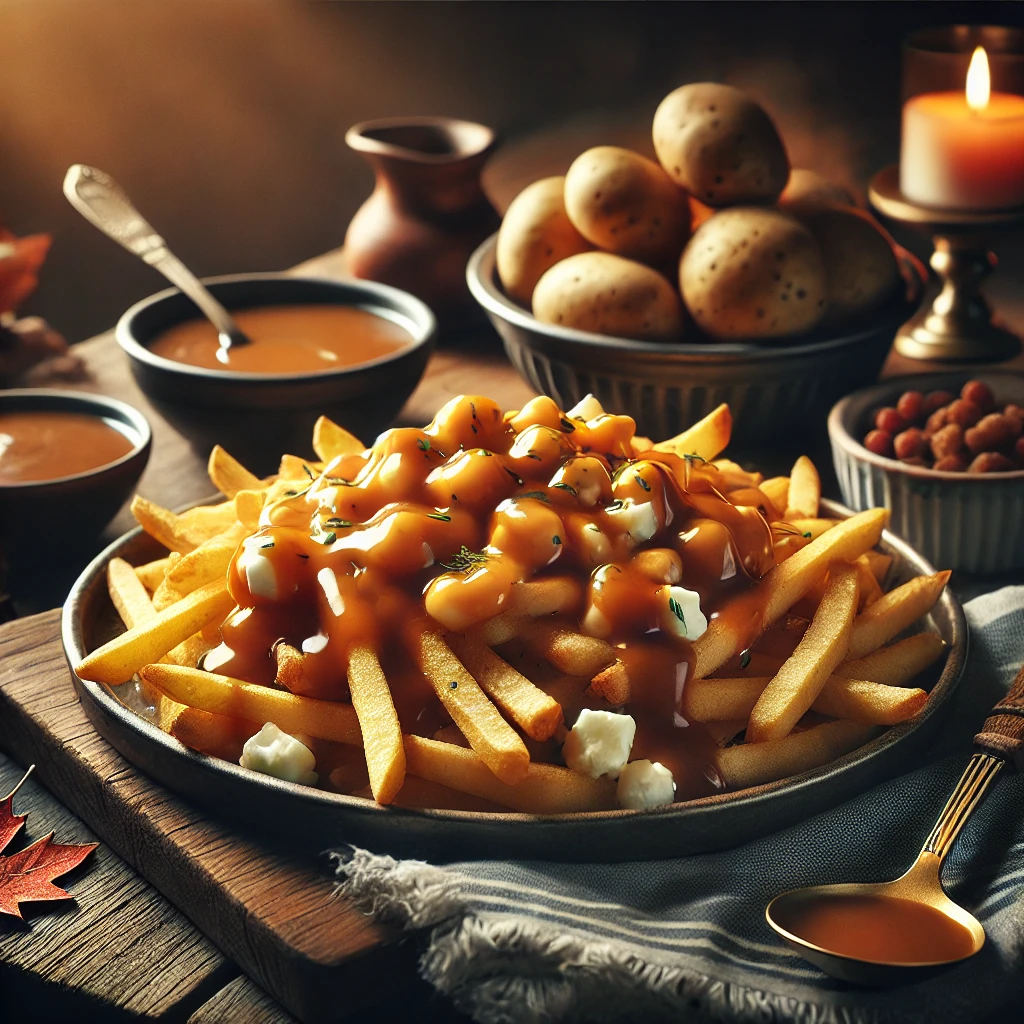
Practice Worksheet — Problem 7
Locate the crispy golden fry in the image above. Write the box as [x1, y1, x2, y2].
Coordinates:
[760, 476, 790, 511]
[785, 455, 820, 519]
[171, 706, 257, 761]
[413, 631, 530, 785]
[165, 630, 216, 669]
[837, 632, 946, 685]
[312, 415, 365, 462]
[853, 554, 884, 610]
[403, 734, 617, 814]
[521, 620, 616, 677]
[714, 720, 878, 789]
[712, 458, 764, 490]
[730, 487, 782, 520]
[630, 435, 655, 455]
[773, 534, 812, 566]
[589, 660, 630, 705]
[135, 556, 172, 594]
[131, 495, 236, 553]
[152, 523, 247, 611]
[347, 646, 406, 804]
[449, 636, 563, 742]
[274, 642, 308, 692]
[208, 445, 262, 498]
[467, 611, 527, 647]
[863, 550, 893, 584]
[846, 570, 951, 661]
[702, 719, 748, 747]
[278, 453, 324, 482]
[108, 557, 158, 629]
[787, 518, 839, 540]
[691, 508, 888, 680]
[684, 673, 927, 725]
[747, 563, 859, 743]
[711, 651, 786, 677]
[76, 579, 235, 685]
[508, 576, 584, 617]
[140, 664, 362, 745]
[233, 489, 266, 531]
[652, 403, 732, 461]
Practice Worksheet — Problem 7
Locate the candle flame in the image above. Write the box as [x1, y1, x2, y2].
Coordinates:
[966, 46, 990, 110]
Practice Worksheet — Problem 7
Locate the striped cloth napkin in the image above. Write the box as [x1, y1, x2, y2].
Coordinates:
[334, 587, 1024, 1024]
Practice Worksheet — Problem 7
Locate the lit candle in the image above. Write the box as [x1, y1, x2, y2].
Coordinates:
[900, 47, 1024, 210]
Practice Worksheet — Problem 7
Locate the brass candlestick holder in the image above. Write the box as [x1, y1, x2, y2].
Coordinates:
[869, 165, 1024, 363]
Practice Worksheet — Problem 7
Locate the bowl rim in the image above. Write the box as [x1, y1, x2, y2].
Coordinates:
[828, 370, 1024, 483]
[0, 387, 152, 491]
[116, 272, 438, 384]
[466, 232, 926, 361]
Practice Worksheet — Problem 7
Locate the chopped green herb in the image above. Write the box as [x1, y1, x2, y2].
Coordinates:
[605, 499, 624, 512]
[586, 523, 601, 532]
[325, 517, 353, 528]
[302, 463, 315, 479]
[518, 490, 551, 503]
[739, 649, 752, 670]
[635, 474, 652, 492]
[552, 482, 578, 497]
[325, 476, 354, 486]
[258, 539, 275, 550]
[427, 512, 452, 522]
[559, 416, 576, 433]
[552, 535, 562, 546]
[441, 545, 490, 573]
[450, 680, 458, 690]
[315, 531, 337, 545]
[505, 468, 525, 486]
[683, 452, 707, 465]
[668, 597, 687, 629]
[417, 437, 432, 451]
[803, 531, 812, 539]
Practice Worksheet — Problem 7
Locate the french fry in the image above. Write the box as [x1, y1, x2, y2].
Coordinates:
[390, 774, 506, 812]
[730, 487, 782, 520]
[711, 458, 764, 490]
[278, 453, 324, 481]
[208, 445, 262, 498]
[135, 556, 172, 593]
[233, 489, 265, 531]
[449, 636, 563, 742]
[76, 580, 235, 685]
[507, 576, 583, 617]
[165, 630, 216, 669]
[152, 523, 246, 611]
[761, 476, 790, 511]
[521, 620, 616, 677]
[863, 549, 893, 584]
[403, 734, 617, 813]
[108, 557, 158, 629]
[652, 403, 732, 461]
[837, 632, 946, 686]
[589, 660, 630, 705]
[131, 495, 235, 553]
[785, 455, 820, 518]
[274, 643, 308, 692]
[773, 534, 812, 565]
[845, 571, 951, 661]
[711, 651, 786, 677]
[683, 674, 927, 725]
[312, 415, 365, 462]
[786, 518, 838, 540]
[140, 664, 362, 745]
[347, 646, 405, 804]
[413, 630, 530, 785]
[466, 611, 527, 647]
[691, 508, 888, 680]
[714, 720, 878, 789]
[630, 435, 655, 455]
[853, 554, 884, 610]
[747, 563, 859, 743]
[171, 706, 257, 761]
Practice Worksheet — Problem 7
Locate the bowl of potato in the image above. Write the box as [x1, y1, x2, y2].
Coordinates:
[468, 83, 925, 446]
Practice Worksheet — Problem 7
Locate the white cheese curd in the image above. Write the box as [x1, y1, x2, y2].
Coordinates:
[606, 498, 659, 546]
[562, 709, 636, 779]
[239, 537, 279, 600]
[616, 759, 676, 809]
[567, 393, 604, 422]
[239, 723, 318, 786]
[317, 567, 345, 617]
[202, 642, 234, 673]
[657, 584, 708, 640]
[301, 632, 329, 654]
[581, 603, 612, 639]
[581, 524, 612, 565]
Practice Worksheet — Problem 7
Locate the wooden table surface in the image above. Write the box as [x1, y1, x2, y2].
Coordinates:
[3, 246, 1023, 1022]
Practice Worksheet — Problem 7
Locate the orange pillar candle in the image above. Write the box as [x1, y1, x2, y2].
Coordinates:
[900, 48, 1024, 211]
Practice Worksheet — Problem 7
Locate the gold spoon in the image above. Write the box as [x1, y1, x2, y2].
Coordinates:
[767, 662, 1024, 986]
[62, 164, 251, 364]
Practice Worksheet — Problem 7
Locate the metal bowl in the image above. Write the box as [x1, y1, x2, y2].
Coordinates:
[467, 234, 926, 446]
[62, 499, 965, 863]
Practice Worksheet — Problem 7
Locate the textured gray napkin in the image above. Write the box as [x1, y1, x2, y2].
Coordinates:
[334, 587, 1024, 1024]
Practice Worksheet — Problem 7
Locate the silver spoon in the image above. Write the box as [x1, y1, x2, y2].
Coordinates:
[63, 164, 250, 364]
[766, 662, 1024, 986]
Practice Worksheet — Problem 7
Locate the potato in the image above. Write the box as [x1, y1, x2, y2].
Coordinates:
[779, 169, 857, 213]
[653, 83, 789, 207]
[679, 207, 826, 339]
[563, 147, 690, 265]
[533, 252, 683, 342]
[797, 205, 902, 322]
[497, 177, 592, 306]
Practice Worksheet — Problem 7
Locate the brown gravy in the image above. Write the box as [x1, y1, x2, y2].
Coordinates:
[0, 411, 135, 483]
[772, 893, 977, 964]
[149, 305, 414, 374]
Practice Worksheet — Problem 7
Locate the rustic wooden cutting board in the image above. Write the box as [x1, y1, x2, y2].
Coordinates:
[0, 610, 419, 1024]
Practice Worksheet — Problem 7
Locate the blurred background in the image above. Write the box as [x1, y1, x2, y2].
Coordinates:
[2, 0, 1023, 343]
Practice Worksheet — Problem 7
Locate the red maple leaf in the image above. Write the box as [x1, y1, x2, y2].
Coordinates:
[0, 766, 97, 920]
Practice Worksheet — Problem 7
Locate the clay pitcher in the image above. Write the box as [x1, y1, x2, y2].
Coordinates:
[344, 117, 500, 327]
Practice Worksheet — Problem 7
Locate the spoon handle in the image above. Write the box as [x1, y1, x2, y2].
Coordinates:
[62, 164, 244, 342]
[920, 663, 1024, 862]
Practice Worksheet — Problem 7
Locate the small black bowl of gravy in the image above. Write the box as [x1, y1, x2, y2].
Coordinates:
[117, 274, 437, 475]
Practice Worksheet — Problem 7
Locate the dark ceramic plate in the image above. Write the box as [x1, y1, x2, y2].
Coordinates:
[62, 499, 966, 863]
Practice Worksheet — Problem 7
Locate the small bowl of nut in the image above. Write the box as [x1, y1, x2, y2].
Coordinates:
[828, 372, 1024, 573]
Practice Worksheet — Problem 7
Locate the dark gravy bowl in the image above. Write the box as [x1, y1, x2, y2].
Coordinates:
[116, 274, 437, 475]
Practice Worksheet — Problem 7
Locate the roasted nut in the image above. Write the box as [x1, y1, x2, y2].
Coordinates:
[933, 454, 968, 472]
[874, 407, 906, 434]
[923, 390, 955, 415]
[864, 428, 895, 458]
[961, 379, 996, 413]
[946, 399, 983, 428]
[965, 413, 1017, 455]
[968, 451, 1016, 473]
[896, 390, 925, 424]
[929, 423, 964, 460]
[893, 427, 926, 461]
